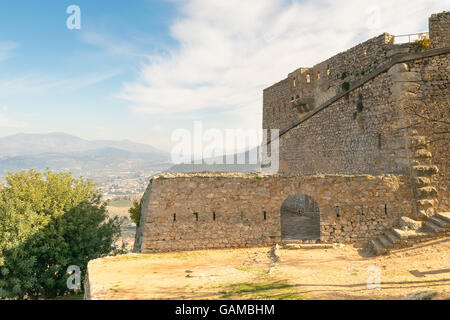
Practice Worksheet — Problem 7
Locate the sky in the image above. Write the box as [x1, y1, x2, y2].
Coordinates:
[0, 0, 447, 152]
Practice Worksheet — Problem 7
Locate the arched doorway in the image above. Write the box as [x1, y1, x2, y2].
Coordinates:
[280, 194, 320, 241]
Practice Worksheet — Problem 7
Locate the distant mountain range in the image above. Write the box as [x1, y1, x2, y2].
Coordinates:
[0, 133, 172, 179]
[0, 132, 167, 158]
[0, 133, 264, 182]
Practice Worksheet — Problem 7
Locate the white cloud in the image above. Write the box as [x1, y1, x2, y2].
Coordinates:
[120, 0, 444, 133]
[80, 32, 144, 58]
[0, 115, 26, 128]
[0, 41, 18, 62]
[0, 71, 120, 95]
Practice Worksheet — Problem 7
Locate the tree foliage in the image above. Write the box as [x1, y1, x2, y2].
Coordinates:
[128, 200, 141, 227]
[0, 169, 120, 299]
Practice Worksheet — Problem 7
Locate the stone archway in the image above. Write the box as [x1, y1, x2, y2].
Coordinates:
[280, 194, 320, 241]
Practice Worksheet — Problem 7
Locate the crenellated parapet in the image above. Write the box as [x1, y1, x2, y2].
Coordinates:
[429, 11, 450, 49]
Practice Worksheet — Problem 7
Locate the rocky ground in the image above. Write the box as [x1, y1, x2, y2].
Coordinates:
[85, 237, 450, 300]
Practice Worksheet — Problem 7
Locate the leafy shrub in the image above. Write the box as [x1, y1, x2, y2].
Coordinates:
[341, 72, 348, 80]
[0, 169, 120, 299]
[415, 36, 432, 52]
[128, 200, 141, 227]
[342, 82, 350, 91]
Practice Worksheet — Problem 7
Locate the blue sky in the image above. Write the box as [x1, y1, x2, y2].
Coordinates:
[0, 0, 446, 151]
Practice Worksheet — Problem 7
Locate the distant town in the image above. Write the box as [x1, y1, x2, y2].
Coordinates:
[98, 172, 155, 196]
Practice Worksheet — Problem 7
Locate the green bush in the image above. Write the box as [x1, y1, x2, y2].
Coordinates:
[342, 81, 350, 91]
[415, 37, 432, 52]
[0, 169, 120, 299]
[128, 200, 141, 227]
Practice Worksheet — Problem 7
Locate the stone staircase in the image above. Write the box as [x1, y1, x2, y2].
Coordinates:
[409, 135, 440, 220]
[369, 212, 450, 255]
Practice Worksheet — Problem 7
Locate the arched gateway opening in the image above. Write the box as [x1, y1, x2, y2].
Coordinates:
[280, 194, 320, 241]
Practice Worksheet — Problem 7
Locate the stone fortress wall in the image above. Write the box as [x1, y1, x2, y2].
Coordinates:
[135, 173, 413, 252]
[263, 12, 449, 212]
[135, 12, 449, 252]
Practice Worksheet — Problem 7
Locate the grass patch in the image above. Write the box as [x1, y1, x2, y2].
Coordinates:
[108, 200, 132, 208]
[410, 290, 438, 300]
[218, 280, 304, 300]
[234, 265, 267, 275]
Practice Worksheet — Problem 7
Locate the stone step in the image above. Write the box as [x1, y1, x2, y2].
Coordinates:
[436, 212, 450, 223]
[392, 228, 410, 240]
[430, 216, 450, 228]
[415, 186, 438, 199]
[412, 165, 439, 176]
[410, 136, 429, 149]
[413, 149, 432, 159]
[415, 198, 435, 210]
[423, 221, 446, 234]
[378, 234, 394, 249]
[370, 238, 387, 255]
[417, 208, 438, 220]
[369, 215, 449, 256]
[413, 177, 431, 188]
[385, 230, 401, 243]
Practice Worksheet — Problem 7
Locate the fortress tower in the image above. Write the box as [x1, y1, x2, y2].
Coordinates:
[263, 12, 449, 213]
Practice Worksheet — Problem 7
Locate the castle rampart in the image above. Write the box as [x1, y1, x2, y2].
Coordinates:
[135, 173, 414, 252]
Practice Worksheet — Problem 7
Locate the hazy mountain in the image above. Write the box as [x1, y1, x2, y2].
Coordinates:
[0, 132, 265, 181]
[0, 132, 167, 158]
[0, 133, 171, 180]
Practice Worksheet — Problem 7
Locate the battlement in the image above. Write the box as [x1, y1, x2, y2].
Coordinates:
[430, 11, 450, 49]
[261, 12, 449, 212]
[263, 13, 449, 133]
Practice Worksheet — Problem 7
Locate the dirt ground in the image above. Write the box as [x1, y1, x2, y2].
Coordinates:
[86, 237, 450, 300]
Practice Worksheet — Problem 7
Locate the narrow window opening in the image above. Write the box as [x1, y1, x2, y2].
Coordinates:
[194, 212, 198, 221]
[336, 206, 340, 217]
[213, 212, 216, 221]
[378, 134, 382, 149]
[317, 72, 321, 80]
[293, 78, 296, 87]
[173, 213, 176, 222]
[384, 204, 388, 215]
[306, 74, 311, 83]
[361, 207, 364, 216]
[327, 68, 331, 77]
[263, 211, 267, 220]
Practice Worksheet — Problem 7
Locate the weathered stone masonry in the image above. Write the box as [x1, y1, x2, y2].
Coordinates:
[135, 13, 449, 253]
[263, 13, 449, 213]
[135, 173, 413, 252]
